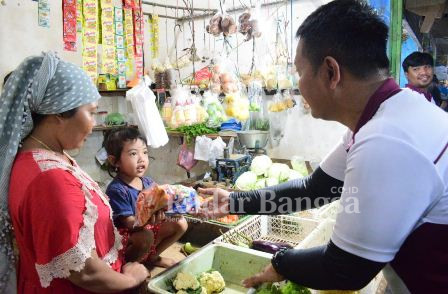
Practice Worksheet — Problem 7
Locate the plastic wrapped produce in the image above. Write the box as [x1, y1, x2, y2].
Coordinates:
[203, 91, 227, 128]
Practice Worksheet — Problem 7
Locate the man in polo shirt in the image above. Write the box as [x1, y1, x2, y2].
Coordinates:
[197, 1, 448, 293]
[402, 51, 437, 104]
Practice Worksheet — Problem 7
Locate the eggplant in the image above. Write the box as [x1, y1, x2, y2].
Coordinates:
[251, 240, 293, 254]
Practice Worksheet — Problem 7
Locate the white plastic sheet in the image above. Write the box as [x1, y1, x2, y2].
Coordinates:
[126, 76, 168, 148]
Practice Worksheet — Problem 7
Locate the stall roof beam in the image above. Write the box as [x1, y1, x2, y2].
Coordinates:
[142, 12, 180, 20]
[142, 1, 215, 12]
[176, 0, 289, 23]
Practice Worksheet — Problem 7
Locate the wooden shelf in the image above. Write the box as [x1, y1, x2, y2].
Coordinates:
[92, 125, 137, 132]
[167, 131, 237, 139]
[92, 126, 237, 140]
[98, 89, 130, 96]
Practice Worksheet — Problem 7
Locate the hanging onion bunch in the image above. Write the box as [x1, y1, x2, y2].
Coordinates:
[206, 13, 237, 37]
[238, 11, 261, 41]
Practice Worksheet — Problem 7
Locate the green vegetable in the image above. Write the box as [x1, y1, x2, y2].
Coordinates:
[105, 113, 125, 125]
[255, 281, 310, 294]
[280, 281, 311, 294]
[183, 242, 199, 255]
[167, 123, 218, 143]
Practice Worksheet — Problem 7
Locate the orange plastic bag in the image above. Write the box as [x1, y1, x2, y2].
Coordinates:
[135, 184, 171, 225]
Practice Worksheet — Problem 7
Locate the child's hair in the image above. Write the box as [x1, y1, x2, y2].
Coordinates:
[103, 127, 148, 177]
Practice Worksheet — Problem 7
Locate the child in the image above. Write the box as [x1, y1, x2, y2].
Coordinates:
[104, 127, 188, 268]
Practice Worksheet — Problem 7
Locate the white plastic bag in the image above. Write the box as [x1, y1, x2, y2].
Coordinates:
[194, 135, 212, 161]
[208, 137, 226, 168]
[126, 76, 168, 148]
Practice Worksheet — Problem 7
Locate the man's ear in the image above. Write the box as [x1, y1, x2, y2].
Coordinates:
[322, 56, 341, 90]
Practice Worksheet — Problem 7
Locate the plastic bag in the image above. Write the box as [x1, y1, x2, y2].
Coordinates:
[203, 91, 227, 128]
[208, 137, 226, 168]
[177, 143, 198, 171]
[169, 86, 189, 128]
[164, 184, 201, 215]
[126, 76, 168, 148]
[194, 135, 213, 161]
[223, 91, 250, 121]
[135, 183, 171, 226]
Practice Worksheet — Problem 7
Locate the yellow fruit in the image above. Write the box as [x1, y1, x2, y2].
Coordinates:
[226, 107, 236, 117]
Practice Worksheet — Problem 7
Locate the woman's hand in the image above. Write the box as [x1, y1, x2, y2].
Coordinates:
[195, 188, 231, 219]
[68, 250, 150, 292]
[242, 264, 284, 288]
[122, 262, 150, 286]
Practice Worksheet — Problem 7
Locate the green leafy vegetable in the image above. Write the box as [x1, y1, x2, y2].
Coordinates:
[167, 123, 219, 143]
[255, 281, 310, 294]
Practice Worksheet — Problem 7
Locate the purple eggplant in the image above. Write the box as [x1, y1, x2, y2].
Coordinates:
[251, 240, 293, 254]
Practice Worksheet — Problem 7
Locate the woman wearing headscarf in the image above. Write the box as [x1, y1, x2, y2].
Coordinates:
[0, 52, 149, 293]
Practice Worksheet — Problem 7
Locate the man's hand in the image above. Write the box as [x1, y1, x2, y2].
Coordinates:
[196, 188, 231, 219]
[242, 264, 284, 288]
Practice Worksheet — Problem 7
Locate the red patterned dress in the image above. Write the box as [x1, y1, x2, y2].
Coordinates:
[9, 150, 123, 293]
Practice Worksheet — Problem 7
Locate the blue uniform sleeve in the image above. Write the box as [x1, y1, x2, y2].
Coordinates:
[106, 184, 134, 219]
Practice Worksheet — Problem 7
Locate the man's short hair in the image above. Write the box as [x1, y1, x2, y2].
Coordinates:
[402, 52, 434, 72]
[296, 0, 389, 78]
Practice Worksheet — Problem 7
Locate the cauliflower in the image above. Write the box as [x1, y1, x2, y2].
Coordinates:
[235, 171, 257, 191]
[173, 272, 200, 291]
[267, 163, 290, 182]
[254, 178, 266, 189]
[199, 271, 226, 294]
[266, 177, 279, 187]
[250, 155, 272, 176]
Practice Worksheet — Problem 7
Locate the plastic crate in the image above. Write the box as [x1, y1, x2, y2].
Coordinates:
[215, 215, 319, 247]
[315, 200, 341, 221]
[147, 243, 272, 294]
[296, 219, 386, 294]
[208, 215, 252, 227]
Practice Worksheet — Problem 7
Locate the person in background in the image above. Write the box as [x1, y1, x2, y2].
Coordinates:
[2, 52, 149, 293]
[198, 1, 448, 293]
[430, 74, 448, 110]
[104, 127, 188, 268]
[402, 51, 439, 105]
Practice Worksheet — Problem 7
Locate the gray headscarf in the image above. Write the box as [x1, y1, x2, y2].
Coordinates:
[0, 52, 100, 292]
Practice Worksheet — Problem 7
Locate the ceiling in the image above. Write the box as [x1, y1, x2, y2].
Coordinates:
[404, 0, 448, 58]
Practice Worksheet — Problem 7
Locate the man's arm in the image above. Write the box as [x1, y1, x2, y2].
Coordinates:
[271, 241, 385, 290]
[229, 166, 343, 214]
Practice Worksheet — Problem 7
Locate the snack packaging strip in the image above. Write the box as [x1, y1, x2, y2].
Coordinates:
[83, 45, 97, 59]
[102, 7, 114, 20]
[38, 0, 50, 28]
[118, 61, 126, 74]
[63, 0, 77, 51]
[118, 74, 127, 88]
[83, 29, 98, 44]
[116, 35, 125, 48]
[117, 48, 126, 62]
[76, 0, 83, 32]
[101, 0, 113, 8]
[115, 22, 124, 36]
[114, 7, 123, 22]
